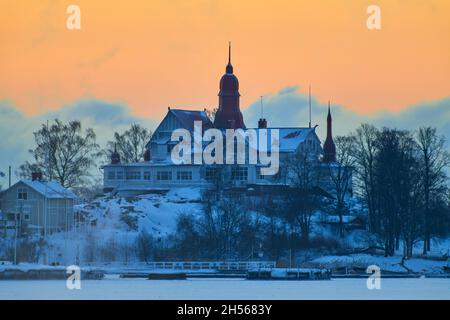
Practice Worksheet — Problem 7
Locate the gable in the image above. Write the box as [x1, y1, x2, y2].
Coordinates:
[147, 109, 213, 148]
[147, 112, 183, 147]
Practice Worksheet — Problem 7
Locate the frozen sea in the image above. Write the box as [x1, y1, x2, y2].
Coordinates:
[0, 277, 449, 300]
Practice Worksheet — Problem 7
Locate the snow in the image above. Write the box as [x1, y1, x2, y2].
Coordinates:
[244, 127, 315, 153]
[21, 180, 77, 199]
[309, 254, 406, 273]
[306, 254, 449, 274]
[31, 187, 203, 264]
[0, 278, 449, 300]
[81, 187, 201, 235]
[0, 263, 66, 272]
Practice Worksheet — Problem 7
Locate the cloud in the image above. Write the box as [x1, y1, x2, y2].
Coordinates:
[242, 86, 450, 144]
[0, 99, 158, 185]
[1, 89, 449, 187]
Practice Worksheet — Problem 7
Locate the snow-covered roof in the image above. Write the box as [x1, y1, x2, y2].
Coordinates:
[234, 127, 318, 153]
[169, 109, 213, 132]
[104, 127, 319, 168]
[278, 128, 317, 151]
[20, 180, 77, 199]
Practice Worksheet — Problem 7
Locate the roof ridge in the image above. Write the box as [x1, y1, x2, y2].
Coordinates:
[21, 179, 74, 198]
[170, 108, 207, 113]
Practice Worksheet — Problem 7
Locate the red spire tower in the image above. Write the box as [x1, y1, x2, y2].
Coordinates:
[213, 42, 246, 129]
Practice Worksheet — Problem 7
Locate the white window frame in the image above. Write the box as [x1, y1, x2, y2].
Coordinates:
[231, 167, 248, 181]
[205, 168, 218, 181]
[126, 171, 141, 180]
[177, 171, 192, 181]
[157, 171, 172, 181]
[17, 188, 28, 200]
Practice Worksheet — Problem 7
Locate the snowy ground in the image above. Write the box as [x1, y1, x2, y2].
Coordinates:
[35, 188, 203, 264]
[0, 278, 449, 300]
[306, 254, 449, 274]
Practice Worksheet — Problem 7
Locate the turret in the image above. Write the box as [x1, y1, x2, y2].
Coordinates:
[323, 102, 336, 162]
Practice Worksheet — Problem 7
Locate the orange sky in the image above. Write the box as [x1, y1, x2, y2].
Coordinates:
[1, 0, 449, 119]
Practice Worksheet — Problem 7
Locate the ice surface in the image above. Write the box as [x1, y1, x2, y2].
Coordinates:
[0, 278, 449, 300]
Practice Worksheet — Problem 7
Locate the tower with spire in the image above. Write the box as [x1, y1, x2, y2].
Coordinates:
[213, 42, 246, 129]
[323, 101, 336, 162]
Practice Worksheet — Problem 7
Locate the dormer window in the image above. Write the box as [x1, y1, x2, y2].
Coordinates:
[17, 188, 28, 200]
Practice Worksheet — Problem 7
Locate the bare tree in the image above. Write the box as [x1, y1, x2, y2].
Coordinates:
[0, 170, 5, 190]
[416, 127, 450, 254]
[284, 150, 323, 244]
[326, 135, 356, 237]
[106, 124, 152, 163]
[353, 124, 379, 233]
[84, 231, 98, 263]
[196, 191, 255, 259]
[373, 128, 422, 257]
[136, 229, 154, 262]
[173, 211, 201, 260]
[18, 119, 100, 188]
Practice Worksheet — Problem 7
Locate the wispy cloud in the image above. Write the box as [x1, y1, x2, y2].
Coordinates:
[1, 90, 449, 187]
[0, 99, 158, 185]
[243, 86, 450, 144]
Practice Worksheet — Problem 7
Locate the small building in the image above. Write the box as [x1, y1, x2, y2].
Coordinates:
[0, 176, 76, 236]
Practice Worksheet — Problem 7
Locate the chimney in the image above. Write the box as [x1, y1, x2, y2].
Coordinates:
[144, 149, 151, 162]
[258, 96, 267, 128]
[31, 172, 43, 181]
[258, 118, 267, 129]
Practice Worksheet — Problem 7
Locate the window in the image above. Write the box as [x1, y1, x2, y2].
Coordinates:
[157, 171, 172, 181]
[126, 171, 141, 180]
[143, 171, 151, 180]
[107, 171, 115, 180]
[205, 167, 218, 181]
[177, 171, 192, 181]
[231, 167, 248, 181]
[257, 167, 265, 180]
[116, 171, 124, 180]
[17, 188, 28, 200]
[24, 214, 30, 221]
[48, 207, 57, 216]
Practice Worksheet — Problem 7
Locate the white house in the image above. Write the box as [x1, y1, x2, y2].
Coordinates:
[0, 176, 76, 236]
[102, 108, 325, 196]
[102, 47, 341, 196]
